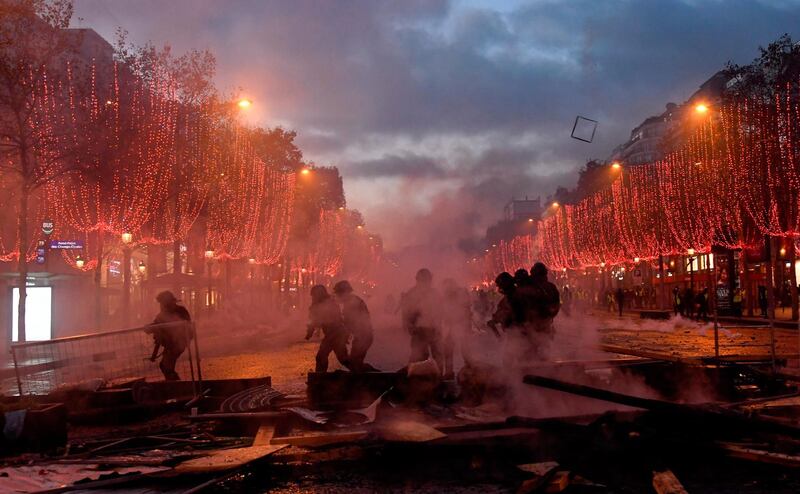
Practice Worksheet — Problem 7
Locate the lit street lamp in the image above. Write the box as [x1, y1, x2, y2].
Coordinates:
[687, 248, 696, 290]
[237, 98, 252, 109]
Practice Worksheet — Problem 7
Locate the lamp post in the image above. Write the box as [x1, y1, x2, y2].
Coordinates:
[248, 258, 256, 307]
[687, 248, 696, 291]
[121, 232, 133, 327]
[204, 248, 214, 314]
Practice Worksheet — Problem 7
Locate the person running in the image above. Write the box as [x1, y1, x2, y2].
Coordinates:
[307, 285, 351, 372]
[333, 280, 377, 372]
[146, 291, 193, 381]
[400, 268, 444, 370]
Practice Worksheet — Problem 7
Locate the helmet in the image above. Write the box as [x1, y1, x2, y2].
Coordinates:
[310, 285, 329, 303]
[156, 290, 178, 304]
[495, 272, 515, 291]
[531, 262, 548, 279]
[333, 280, 353, 294]
[415, 268, 433, 284]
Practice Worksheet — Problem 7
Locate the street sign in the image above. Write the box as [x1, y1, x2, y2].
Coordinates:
[42, 220, 54, 236]
[49, 240, 83, 250]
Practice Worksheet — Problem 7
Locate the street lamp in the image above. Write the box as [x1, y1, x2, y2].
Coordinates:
[694, 103, 709, 114]
[551, 201, 560, 208]
[300, 168, 311, 176]
[687, 248, 696, 290]
[205, 248, 214, 313]
[611, 162, 622, 170]
[237, 98, 252, 109]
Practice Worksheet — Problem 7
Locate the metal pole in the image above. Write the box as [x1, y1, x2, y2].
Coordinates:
[11, 346, 23, 396]
[123, 246, 131, 327]
[658, 255, 666, 310]
[206, 259, 212, 316]
[192, 322, 203, 384]
[768, 236, 777, 371]
[712, 253, 720, 358]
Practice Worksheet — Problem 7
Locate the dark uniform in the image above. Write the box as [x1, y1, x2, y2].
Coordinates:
[334, 280, 375, 372]
[308, 285, 351, 372]
[401, 269, 444, 370]
[521, 264, 560, 360]
[148, 291, 192, 381]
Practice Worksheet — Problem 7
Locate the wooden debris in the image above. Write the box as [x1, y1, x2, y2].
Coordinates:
[516, 462, 560, 494]
[523, 373, 800, 437]
[652, 470, 688, 494]
[253, 424, 275, 446]
[546, 471, 571, 493]
[374, 419, 446, 443]
[518, 461, 559, 476]
[174, 444, 287, 473]
[719, 442, 800, 468]
[271, 430, 369, 448]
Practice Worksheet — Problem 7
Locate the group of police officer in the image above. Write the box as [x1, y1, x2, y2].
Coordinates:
[144, 262, 561, 381]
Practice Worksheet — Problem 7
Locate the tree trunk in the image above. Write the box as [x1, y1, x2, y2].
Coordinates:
[16, 187, 29, 342]
[791, 242, 798, 321]
[94, 230, 104, 329]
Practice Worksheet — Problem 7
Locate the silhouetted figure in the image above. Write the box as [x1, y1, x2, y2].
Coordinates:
[334, 280, 376, 372]
[400, 269, 444, 370]
[683, 287, 695, 319]
[146, 291, 192, 381]
[758, 285, 768, 318]
[307, 285, 350, 372]
[488, 272, 518, 335]
[514, 268, 532, 287]
[615, 287, 625, 317]
[529, 262, 560, 341]
[697, 287, 709, 321]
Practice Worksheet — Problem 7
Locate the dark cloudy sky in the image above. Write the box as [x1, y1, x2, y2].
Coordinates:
[72, 0, 800, 251]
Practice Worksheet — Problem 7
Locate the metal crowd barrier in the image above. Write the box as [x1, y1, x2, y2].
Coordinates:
[9, 321, 202, 396]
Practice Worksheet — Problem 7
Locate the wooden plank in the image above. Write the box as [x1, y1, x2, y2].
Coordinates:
[523, 373, 800, 437]
[546, 471, 571, 493]
[374, 420, 446, 443]
[652, 470, 688, 494]
[719, 443, 800, 468]
[516, 462, 560, 494]
[271, 430, 369, 447]
[253, 424, 275, 446]
[174, 444, 287, 473]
